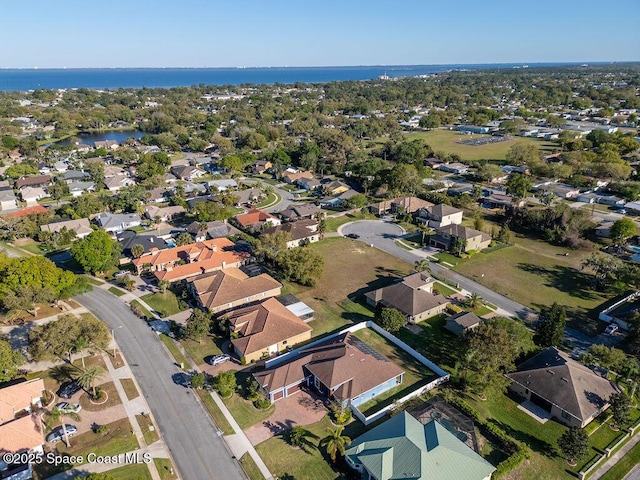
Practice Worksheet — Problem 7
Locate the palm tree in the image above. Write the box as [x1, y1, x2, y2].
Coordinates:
[76, 365, 105, 399]
[417, 223, 433, 245]
[158, 280, 171, 298]
[319, 426, 351, 463]
[466, 292, 483, 310]
[414, 259, 430, 274]
[47, 406, 81, 448]
[71, 337, 89, 368]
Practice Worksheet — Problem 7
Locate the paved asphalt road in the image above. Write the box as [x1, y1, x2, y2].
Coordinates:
[77, 289, 246, 480]
[624, 466, 640, 480]
[241, 178, 296, 214]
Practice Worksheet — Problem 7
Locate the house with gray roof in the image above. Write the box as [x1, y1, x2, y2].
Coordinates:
[41, 218, 93, 239]
[61, 170, 90, 183]
[365, 271, 449, 324]
[506, 347, 621, 427]
[445, 312, 483, 337]
[68, 181, 95, 197]
[0, 190, 18, 211]
[278, 204, 320, 222]
[95, 212, 142, 234]
[417, 203, 463, 228]
[346, 411, 495, 480]
[207, 179, 238, 192]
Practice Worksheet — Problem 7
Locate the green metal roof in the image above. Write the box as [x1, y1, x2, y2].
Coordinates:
[346, 411, 496, 480]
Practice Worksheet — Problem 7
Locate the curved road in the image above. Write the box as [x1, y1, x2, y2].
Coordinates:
[77, 288, 246, 480]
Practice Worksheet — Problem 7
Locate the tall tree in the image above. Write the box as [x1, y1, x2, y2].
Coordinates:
[535, 302, 567, 347]
[610, 218, 637, 246]
[375, 307, 406, 333]
[506, 173, 532, 200]
[609, 392, 631, 429]
[320, 426, 351, 463]
[558, 427, 588, 465]
[184, 309, 211, 343]
[46, 406, 81, 448]
[71, 229, 122, 275]
[276, 247, 324, 286]
[0, 339, 24, 382]
[76, 365, 105, 398]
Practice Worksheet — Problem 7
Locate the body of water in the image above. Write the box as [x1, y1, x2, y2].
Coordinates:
[0, 63, 595, 91]
[55, 130, 144, 146]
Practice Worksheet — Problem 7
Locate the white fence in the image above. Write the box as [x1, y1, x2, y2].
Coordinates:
[598, 291, 640, 330]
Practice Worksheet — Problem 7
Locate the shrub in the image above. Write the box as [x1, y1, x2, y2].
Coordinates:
[93, 425, 107, 434]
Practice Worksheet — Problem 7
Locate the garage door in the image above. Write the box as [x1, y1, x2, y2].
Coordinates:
[286, 383, 302, 396]
[273, 390, 284, 401]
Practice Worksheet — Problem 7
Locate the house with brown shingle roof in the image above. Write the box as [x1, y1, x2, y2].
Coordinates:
[282, 170, 313, 184]
[506, 347, 621, 427]
[416, 204, 464, 228]
[40, 218, 93, 239]
[429, 224, 491, 253]
[225, 298, 313, 363]
[253, 331, 404, 406]
[370, 196, 434, 216]
[365, 271, 449, 324]
[132, 238, 249, 282]
[187, 267, 282, 314]
[14, 175, 51, 189]
[261, 219, 320, 248]
[234, 209, 281, 233]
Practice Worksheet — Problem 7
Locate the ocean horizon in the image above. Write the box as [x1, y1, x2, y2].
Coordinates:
[0, 62, 623, 92]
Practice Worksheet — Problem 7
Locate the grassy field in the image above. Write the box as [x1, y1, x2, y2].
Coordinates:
[222, 371, 275, 429]
[453, 234, 611, 321]
[181, 336, 223, 365]
[141, 291, 187, 317]
[283, 237, 412, 338]
[324, 211, 376, 232]
[195, 389, 235, 435]
[239, 453, 266, 480]
[255, 191, 280, 208]
[154, 458, 178, 480]
[402, 129, 556, 161]
[352, 328, 438, 416]
[121, 378, 140, 400]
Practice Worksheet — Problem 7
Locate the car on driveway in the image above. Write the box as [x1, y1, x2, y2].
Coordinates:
[55, 402, 82, 414]
[57, 381, 81, 399]
[46, 424, 78, 443]
[605, 324, 619, 335]
[114, 270, 129, 278]
[207, 354, 231, 366]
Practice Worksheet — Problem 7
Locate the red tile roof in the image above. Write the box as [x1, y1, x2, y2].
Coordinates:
[235, 209, 278, 227]
[0, 205, 48, 217]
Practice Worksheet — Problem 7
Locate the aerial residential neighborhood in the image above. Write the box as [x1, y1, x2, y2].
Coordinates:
[1, 18, 640, 480]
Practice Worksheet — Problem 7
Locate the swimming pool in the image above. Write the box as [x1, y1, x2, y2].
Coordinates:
[628, 245, 640, 253]
[166, 240, 176, 248]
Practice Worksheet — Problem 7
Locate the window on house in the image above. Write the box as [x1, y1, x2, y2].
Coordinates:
[561, 410, 571, 420]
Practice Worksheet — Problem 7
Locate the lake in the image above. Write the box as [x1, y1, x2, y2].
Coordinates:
[56, 130, 144, 147]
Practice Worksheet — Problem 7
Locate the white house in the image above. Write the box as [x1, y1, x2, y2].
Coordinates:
[19, 187, 48, 205]
[104, 175, 136, 192]
[68, 181, 95, 197]
[95, 212, 142, 234]
[207, 179, 238, 191]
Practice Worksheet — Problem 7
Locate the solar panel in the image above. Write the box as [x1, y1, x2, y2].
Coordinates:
[350, 336, 390, 362]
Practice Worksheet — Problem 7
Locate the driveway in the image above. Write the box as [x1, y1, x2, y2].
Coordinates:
[77, 288, 246, 480]
[244, 390, 327, 446]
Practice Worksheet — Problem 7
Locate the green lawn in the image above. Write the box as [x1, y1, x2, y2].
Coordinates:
[324, 211, 376, 232]
[195, 389, 235, 435]
[154, 458, 178, 480]
[454, 235, 611, 322]
[255, 416, 341, 480]
[83, 275, 105, 286]
[141, 291, 187, 318]
[79, 381, 123, 412]
[109, 286, 127, 297]
[283, 237, 411, 339]
[222, 372, 275, 429]
[107, 464, 152, 480]
[600, 439, 640, 480]
[239, 453, 266, 480]
[433, 281, 457, 297]
[181, 336, 224, 365]
[349, 328, 438, 416]
[130, 300, 154, 319]
[255, 191, 280, 208]
[159, 334, 190, 368]
[433, 252, 463, 266]
[403, 129, 556, 161]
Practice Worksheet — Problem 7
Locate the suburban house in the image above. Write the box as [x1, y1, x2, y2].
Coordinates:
[416, 203, 463, 228]
[143, 205, 186, 223]
[595, 221, 615, 238]
[61, 170, 90, 183]
[445, 311, 483, 337]
[94, 140, 118, 150]
[186, 220, 239, 241]
[14, 175, 51, 189]
[429, 224, 492, 253]
[234, 209, 281, 233]
[364, 271, 449, 323]
[370, 196, 434, 216]
[95, 212, 142, 234]
[535, 182, 581, 199]
[40, 218, 93, 239]
[104, 166, 126, 178]
[235, 188, 265, 206]
[253, 331, 404, 406]
[481, 193, 522, 209]
[170, 165, 205, 181]
[117, 231, 167, 259]
[261, 219, 320, 248]
[225, 298, 313, 363]
[322, 180, 350, 195]
[68, 181, 95, 197]
[0, 190, 18, 211]
[298, 177, 322, 190]
[438, 162, 469, 175]
[132, 238, 249, 282]
[188, 267, 282, 314]
[282, 170, 313, 184]
[278, 204, 320, 222]
[457, 125, 490, 134]
[345, 411, 495, 480]
[251, 159, 273, 174]
[104, 175, 136, 192]
[19, 187, 48, 205]
[207, 179, 238, 192]
[319, 189, 359, 208]
[0, 379, 46, 457]
[506, 347, 621, 428]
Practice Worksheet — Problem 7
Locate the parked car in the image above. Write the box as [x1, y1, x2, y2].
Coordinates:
[207, 354, 231, 366]
[616, 209, 627, 215]
[57, 381, 81, 399]
[46, 424, 78, 443]
[114, 270, 129, 278]
[55, 402, 82, 414]
[345, 233, 360, 239]
[605, 324, 619, 335]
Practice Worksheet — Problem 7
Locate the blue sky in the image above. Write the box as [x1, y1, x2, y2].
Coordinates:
[2, 0, 638, 68]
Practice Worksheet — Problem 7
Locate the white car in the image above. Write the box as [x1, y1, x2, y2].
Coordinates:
[55, 401, 82, 414]
[604, 324, 618, 335]
[208, 354, 231, 366]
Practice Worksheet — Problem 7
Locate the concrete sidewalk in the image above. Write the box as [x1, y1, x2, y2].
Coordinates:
[590, 432, 640, 480]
